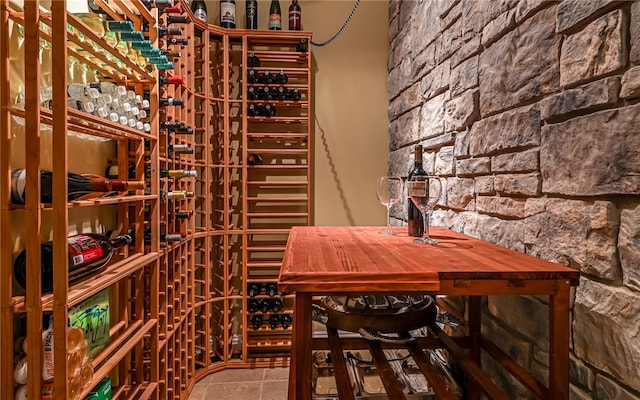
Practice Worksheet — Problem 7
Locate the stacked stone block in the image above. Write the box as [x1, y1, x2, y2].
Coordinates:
[388, 0, 640, 398]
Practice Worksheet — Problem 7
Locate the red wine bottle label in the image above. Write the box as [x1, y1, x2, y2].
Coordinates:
[289, 10, 300, 29]
[68, 235, 104, 267]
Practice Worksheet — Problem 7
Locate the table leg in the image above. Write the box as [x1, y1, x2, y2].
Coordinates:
[468, 296, 482, 400]
[549, 281, 571, 400]
[289, 292, 313, 400]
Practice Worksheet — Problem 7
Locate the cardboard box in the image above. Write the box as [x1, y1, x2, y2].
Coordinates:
[68, 289, 110, 359]
[83, 377, 111, 400]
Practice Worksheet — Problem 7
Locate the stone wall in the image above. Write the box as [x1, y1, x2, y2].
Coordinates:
[387, 0, 640, 398]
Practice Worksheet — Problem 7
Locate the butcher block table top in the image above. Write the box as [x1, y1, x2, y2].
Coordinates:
[278, 226, 580, 294]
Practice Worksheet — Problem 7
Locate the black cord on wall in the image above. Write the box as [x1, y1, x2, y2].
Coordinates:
[311, 0, 361, 47]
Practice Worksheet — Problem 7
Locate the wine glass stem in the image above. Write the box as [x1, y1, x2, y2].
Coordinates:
[422, 210, 431, 240]
[386, 205, 391, 228]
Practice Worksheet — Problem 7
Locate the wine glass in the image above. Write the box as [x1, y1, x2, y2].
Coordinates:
[376, 176, 403, 235]
[407, 175, 442, 244]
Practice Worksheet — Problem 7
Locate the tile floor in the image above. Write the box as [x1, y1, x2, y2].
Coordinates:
[188, 368, 289, 400]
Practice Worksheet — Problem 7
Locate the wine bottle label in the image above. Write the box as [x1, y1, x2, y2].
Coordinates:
[289, 10, 300, 28]
[221, 2, 236, 25]
[68, 235, 104, 267]
[269, 13, 281, 29]
[164, 233, 183, 241]
[194, 8, 207, 21]
[408, 182, 427, 197]
[43, 328, 55, 382]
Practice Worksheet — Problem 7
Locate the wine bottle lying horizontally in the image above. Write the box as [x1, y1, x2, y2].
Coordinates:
[13, 233, 132, 293]
[10, 169, 145, 204]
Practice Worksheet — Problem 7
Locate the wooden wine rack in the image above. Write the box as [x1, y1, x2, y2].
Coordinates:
[0, 0, 312, 399]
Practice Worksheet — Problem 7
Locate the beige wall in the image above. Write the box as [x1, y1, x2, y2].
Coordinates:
[305, 1, 390, 226]
[222, 0, 390, 226]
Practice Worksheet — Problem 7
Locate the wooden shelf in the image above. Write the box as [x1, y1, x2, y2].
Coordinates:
[1, 2, 311, 398]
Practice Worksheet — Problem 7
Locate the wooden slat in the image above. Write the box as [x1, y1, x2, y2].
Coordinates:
[368, 340, 407, 400]
[549, 282, 571, 400]
[429, 323, 509, 400]
[480, 335, 549, 399]
[406, 341, 458, 400]
[468, 296, 482, 400]
[51, 1, 70, 397]
[326, 327, 356, 400]
[23, 2, 44, 398]
[0, 1, 14, 396]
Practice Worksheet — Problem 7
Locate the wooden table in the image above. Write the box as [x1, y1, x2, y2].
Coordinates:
[278, 226, 580, 400]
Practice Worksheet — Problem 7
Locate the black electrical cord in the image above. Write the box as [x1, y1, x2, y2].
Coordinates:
[311, 0, 361, 47]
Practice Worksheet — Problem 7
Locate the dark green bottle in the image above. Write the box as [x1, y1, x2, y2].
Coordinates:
[269, 0, 281, 30]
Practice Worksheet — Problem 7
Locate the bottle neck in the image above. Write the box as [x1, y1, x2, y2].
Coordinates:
[111, 235, 132, 248]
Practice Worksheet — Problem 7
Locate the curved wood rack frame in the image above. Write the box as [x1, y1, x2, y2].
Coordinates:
[1, 1, 312, 397]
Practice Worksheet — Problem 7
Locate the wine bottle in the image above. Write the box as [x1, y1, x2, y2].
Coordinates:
[280, 314, 292, 329]
[247, 70, 258, 84]
[106, 20, 134, 32]
[142, 0, 173, 9]
[276, 86, 286, 100]
[165, 37, 188, 45]
[163, 232, 187, 242]
[166, 190, 194, 199]
[220, 0, 236, 28]
[247, 52, 261, 67]
[247, 104, 262, 117]
[288, 0, 301, 30]
[160, 169, 197, 178]
[264, 103, 276, 117]
[248, 282, 262, 297]
[268, 314, 280, 329]
[261, 86, 271, 99]
[119, 31, 145, 41]
[261, 70, 273, 84]
[269, 0, 281, 30]
[159, 97, 184, 107]
[259, 298, 271, 313]
[10, 169, 144, 204]
[161, 4, 182, 14]
[13, 233, 132, 293]
[275, 70, 288, 84]
[297, 37, 308, 52]
[168, 144, 194, 154]
[159, 26, 183, 37]
[166, 15, 188, 24]
[170, 210, 194, 220]
[271, 298, 283, 312]
[159, 75, 185, 85]
[248, 299, 260, 313]
[265, 282, 279, 296]
[247, 153, 262, 165]
[110, 179, 146, 191]
[246, 0, 257, 29]
[131, 40, 154, 50]
[156, 62, 175, 71]
[191, 0, 207, 22]
[251, 315, 263, 330]
[288, 87, 301, 101]
[408, 145, 426, 237]
[167, 125, 193, 134]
